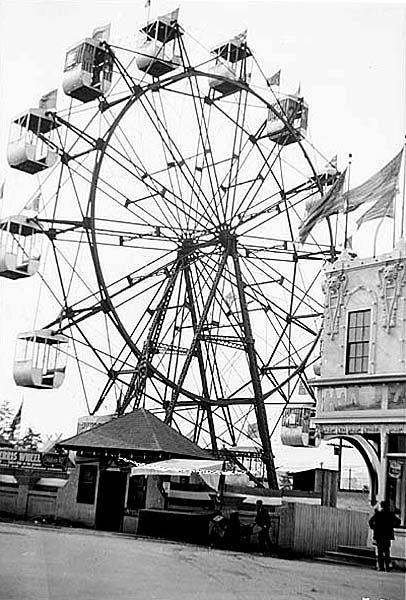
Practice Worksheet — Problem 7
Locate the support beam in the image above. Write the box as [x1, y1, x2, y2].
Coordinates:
[231, 241, 278, 489]
[165, 249, 230, 424]
[184, 262, 218, 453]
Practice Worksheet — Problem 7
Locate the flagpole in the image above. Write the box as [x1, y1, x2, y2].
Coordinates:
[344, 153, 352, 249]
[401, 135, 406, 239]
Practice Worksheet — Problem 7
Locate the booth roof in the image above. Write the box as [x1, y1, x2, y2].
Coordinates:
[0, 434, 12, 448]
[57, 409, 213, 460]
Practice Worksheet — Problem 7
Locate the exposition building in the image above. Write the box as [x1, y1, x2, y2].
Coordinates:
[311, 240, 406, 536]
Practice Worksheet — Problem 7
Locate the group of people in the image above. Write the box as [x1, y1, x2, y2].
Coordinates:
[209, 499, 273, 553]
[209, 497, 401, 570]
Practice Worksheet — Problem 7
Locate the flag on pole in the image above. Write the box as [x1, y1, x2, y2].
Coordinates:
[356, 195, 394, 229]
[298, 168, 347, 243]
[39, 89, 58, 112]
[144, 0, 151, 7]
[342, 149, 403, 214]
[92, 23, 111, 43]
[23, 193, 41, 213]
[231, 29, 248, 47]
[324, 155, 337, 171]
[266, 70, 281, 87]
[10, 402, 23, 439]
[161, 8, 179, 25]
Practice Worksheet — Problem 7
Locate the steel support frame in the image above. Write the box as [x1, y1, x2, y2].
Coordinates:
[231, 240, 278, 489]
[183, 260, 218, 453]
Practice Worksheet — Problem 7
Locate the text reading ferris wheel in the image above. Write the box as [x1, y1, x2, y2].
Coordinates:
[1, 10, 340, 487]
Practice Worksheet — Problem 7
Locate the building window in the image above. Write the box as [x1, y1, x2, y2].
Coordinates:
[346, 309, 371, 374]
[126, 476, 146, 511]
[77, 464, 97, 504]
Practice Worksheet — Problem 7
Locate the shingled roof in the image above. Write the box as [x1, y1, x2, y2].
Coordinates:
[58, 409, 213, 460]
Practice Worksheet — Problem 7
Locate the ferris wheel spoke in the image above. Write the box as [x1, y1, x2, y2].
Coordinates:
[103, 108, 184, 232]
[173, 41, 226, 225]
[227, 88, 250, 223]
[139, 95, 219, 227]
[197, 254, 286, 432]
[241, 256, 317, 381]
[199, 253, 311, 405]
[235, 180, 319, 236]
[55, 113, 101, 159]
[103, 141, 212, 231]
[47, 251, 177, 335]
[108, 49, 140, 94]
[231, 140, 285, 224]
[241, 249, 324, 314]
[212, 119, 267, 223]
[181, 78, 223, 226]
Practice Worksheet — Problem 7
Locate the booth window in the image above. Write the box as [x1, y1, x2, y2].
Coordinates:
[346, 309, 371, 374]
[77, 465, 97, 504]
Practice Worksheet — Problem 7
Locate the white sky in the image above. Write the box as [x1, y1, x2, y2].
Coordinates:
[0, 0, 404, 476]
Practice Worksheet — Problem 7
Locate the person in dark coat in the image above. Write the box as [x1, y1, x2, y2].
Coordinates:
[368, 501, 401, 571]
[255, 499, 272, 553]
[226, 511, 242, 551]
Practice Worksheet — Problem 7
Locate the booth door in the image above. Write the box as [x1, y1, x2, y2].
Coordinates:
[95, 470, 127, 531]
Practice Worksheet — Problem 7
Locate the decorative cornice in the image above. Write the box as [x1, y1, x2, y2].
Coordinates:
[309, 373, 406, 387]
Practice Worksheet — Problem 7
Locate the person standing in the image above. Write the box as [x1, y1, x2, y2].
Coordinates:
[255, 499, 272, 554]
[368, 501, 401, 571]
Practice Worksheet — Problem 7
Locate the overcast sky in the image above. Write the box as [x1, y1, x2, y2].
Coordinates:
[0, 0, 404, 475]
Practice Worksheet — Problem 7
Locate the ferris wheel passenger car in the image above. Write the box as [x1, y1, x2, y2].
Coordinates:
[7, 109, 59, 174]
[209, 37, 251, 97]
[281, 405, 320, 447]
[136, 15, 182, 77]
[0, 215, 41, 279]
[62, 38, 113, 103]
[14, 330, 69, 390]
[267, 96, 308, 145]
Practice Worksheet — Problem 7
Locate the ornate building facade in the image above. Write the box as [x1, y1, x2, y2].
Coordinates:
[312, 239, 406, 525]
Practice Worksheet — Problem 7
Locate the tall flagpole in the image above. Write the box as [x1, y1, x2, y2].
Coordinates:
[344, 153, 352, 249]
[401, 136, 406, 239]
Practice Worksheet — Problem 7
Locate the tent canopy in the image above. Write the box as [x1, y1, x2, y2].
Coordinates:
[130, 458, 224, 477]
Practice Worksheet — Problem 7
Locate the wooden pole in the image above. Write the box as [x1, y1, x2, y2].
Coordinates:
[401, 138, 406, 239]
[344, 153, 352, 249]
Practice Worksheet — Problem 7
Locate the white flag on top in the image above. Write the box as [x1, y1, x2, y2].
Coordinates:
[161, 8, 179, 25]
[39, 89, 58, 112]
[231, 29, 248, 47]
[266, 70, 281, 87]
[23, 193, 41, 213]
[322, 155, 338, 175]
[92, 23, 111, 43]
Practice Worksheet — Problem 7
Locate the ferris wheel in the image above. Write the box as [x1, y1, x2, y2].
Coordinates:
[1, 10, 339, 487]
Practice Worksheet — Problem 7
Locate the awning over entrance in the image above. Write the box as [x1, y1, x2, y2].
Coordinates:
[130, 457, 252, 491]
[130, 458, 224, 476]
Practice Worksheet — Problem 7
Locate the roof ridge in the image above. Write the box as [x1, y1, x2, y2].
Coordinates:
[143, 409, 161, 450]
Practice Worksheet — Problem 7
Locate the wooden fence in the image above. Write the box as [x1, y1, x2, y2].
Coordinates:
[279, 502, 369, 556]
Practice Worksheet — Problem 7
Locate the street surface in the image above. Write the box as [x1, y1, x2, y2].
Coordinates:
[0, 522, 404, 600]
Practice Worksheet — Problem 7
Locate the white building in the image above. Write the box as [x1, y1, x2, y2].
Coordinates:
[311, 239, 406, 526]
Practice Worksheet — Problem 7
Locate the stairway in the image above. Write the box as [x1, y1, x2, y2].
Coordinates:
[318, 545, 406, 570]
[318, 545, 376, 568]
